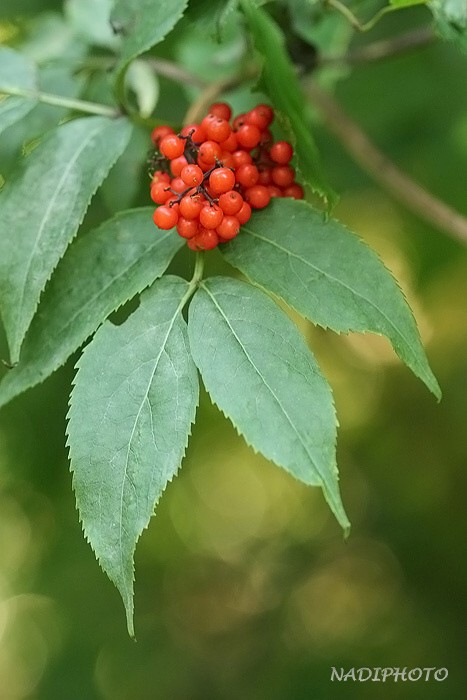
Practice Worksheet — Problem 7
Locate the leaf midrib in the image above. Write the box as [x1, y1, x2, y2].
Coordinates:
[201, 282, 335, 495]
[242, 228, 416, 361]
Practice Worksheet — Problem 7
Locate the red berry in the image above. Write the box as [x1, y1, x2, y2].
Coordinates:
[253, 104, 274, 127]
[170, 177, 187, 194]
[259, 129, 273, 146]
[177, 217, 199, 239]
[218, 151, 235, 169]
[218, 190, 243, 215]
[235, 163, 259, 188]
[153, 205, 178, 229]
[258, 168, 272, 185]
[159, 134, 185, 159]
[198, 140, 222, 164]
[150, 181, 171, 205]
[283, 183, 304, 199]
[179, 192, 205, 219]
[268, 186, 283, 198]
[209, 167, 235, 194]
[151, 170, 170, 185]
[232, 113, 247, 130]
[245, 185, 271, 209]
[269, 141, 293, 165]
[236, 124, 261, 149]
[208, 102, 232, 121]
[236, 201, 252, 224]
[170, 156, 188, 177]
[217, 216, 240, 241]
[181, 164, 204, 186]
[271, 165, 295, 188]
[199, 204, 223, 229]
[219, 131, 238, 152]
[244, 107, 269, 131]
[231, 150, 253, 168]
[151, 125, 174, 145]
[188, 228, 219, 250]
[204, 117, 232, 143]
[181, 123, 207, 143]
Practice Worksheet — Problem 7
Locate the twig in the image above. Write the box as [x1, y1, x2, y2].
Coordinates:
[319, 26, 435, 67]
[0, 86, 120, 118]
[306, 79, 467, 246]
[146, 58, 206, 89]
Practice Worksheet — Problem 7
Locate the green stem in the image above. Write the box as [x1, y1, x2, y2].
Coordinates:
[191, 251, 205, 288]
[1, 86, 120, 118]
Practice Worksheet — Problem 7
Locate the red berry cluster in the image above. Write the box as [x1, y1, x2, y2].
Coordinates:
[149, 102, 303, 250]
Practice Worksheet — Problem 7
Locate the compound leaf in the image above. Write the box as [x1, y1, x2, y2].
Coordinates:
[222, 198, 440, 399]
[67, 276, 199, 636]
[0, 115, 132, 363]
[0, 46, 38, 136]
[188, 276, 349, 532]
[0, 208, 183, 408]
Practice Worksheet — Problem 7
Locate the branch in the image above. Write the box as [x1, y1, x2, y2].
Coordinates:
[0, 86, 120, 118]
[306, 79, 467, 246]
[319, 26, 435, 67]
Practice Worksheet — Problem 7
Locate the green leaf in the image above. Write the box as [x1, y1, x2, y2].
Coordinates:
[0, 47, 38, 136]
[0, 208, 183, 409]
[390, 0, 426, 6]
[240, 0, 336, 206]
[126, 59, 160, 118]
[221, 198, 440, 399]
[111, 0, 189, 80]
[0, 115, 132, 364]
[65, 0, 120, 50]
[101, 125, 149, 211]
[67, 276, 199, 636]
[188, 276, 349, 533]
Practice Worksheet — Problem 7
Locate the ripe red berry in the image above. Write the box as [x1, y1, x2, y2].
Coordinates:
[170, 177, 187, 194]
[216, 216, 240, 241]
[235, 163, 259, 188]
[181, 123, 207, 143]
[179, 193, 205, 219]
[159, 134, 185, 159]
[252, 103, 274, 127]
[208, 102, 232, 121]
[151, 125, 174, 145]
[204, 117, 232, 143]
[236, 124, 261, 149]
[170, 155, 188, 177]
[268, 186, 283, 198]
[269, 141, 293, 165]
[218, 151, 235, 169]
[209, 167, 235, 194]
[150, 181, 171, 205]
[271, 165, 295, 188]
[177, 217, 199, 239]
[244, 107, 269, 131]
[181, 164, 204, 186]
[232, 113, 247, 130]
[258, 168, 272, 185]
[236, 201, 252, 224]
[219, 131, 238, 152]
[198, 140, 222, 164]
[188, 228, 219, 251]
[199, 203, 223, 229]
[153, 205, 178, 230]
[282, 183, 304, 199]
[218, 190, 243, 215]
[151, 170, 170, 185]
[231, 150, 252, 168]
[245, 185, 271, 209]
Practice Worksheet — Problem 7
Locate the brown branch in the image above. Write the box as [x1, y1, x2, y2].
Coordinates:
[305, 79, 467, 246]
[319, 26, 435, 67]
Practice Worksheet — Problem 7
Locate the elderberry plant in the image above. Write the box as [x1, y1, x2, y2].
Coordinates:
[1, 0, 458, 636]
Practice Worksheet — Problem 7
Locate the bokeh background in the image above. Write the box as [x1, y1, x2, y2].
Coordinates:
[0, 1, 466, 698]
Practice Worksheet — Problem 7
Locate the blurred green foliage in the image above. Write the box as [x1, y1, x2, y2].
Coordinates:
[0, 0, 466, 698]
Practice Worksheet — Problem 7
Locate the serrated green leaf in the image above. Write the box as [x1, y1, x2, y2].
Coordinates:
[188, 276, 349, 532]
[111, 0, 188, 80]
[0, 47, 38, 136]
[67, 276, 199, 636]
[65, 0, 120, 50]
[221, 198, 440, 399]
[0, 209, 183, 409]
[0, 116, 132, 364]
[240, 0, 336, 206]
